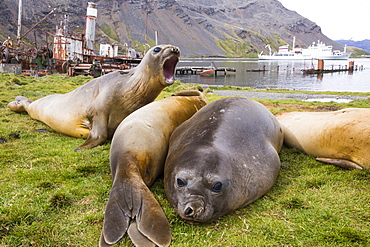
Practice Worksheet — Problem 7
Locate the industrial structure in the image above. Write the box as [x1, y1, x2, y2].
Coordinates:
[0, 1, 141, 77]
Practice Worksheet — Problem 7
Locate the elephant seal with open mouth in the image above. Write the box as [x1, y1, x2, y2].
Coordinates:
[7, 44, 180, 150]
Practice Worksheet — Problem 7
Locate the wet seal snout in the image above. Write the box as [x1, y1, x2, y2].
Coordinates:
[184, 201, 204, 217]
[171, 47, 180, 53]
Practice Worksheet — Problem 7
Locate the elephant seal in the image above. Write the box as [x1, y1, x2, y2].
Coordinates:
[7, 44, 180, 150]
[276, 108, 370, 170]
[100, 90, 207, 247]
[164, 97, 283, 223]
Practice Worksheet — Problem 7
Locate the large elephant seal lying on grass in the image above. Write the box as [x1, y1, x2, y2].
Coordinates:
[100, 90, 207, 247]
[276, 108, 370, 170]
[7, 44, 180, 150]
[164, 97, 283, 223]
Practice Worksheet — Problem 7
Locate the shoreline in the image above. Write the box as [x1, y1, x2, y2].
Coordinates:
[212, 90, 369, 103]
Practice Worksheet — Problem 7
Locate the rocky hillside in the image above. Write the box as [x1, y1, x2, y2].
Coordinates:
[0, 0, 345, 57]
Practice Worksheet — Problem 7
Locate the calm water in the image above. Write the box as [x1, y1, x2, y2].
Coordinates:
[177, 58, 370, 92]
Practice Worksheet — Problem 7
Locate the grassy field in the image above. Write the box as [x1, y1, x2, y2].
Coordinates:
[0, 73, 369, 246]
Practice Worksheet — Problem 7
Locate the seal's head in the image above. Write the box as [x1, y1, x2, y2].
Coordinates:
[140, 44, 180, 86]
[165, 150, 236, 223]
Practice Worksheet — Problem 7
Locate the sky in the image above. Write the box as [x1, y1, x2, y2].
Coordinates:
[279, 0, 369, 41]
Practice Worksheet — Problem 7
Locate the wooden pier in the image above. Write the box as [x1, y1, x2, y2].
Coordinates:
[176, 66, 236, 76]
[302, 65, 364, 74]
[302, 60, 364, 74]
[246, 65, 268, 72]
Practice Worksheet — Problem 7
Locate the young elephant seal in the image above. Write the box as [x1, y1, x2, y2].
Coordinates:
[7, 44, 180, 150]
[164, 97, 283, 223]
[100, 90, 208, 247]
[276, 108, 370, 170]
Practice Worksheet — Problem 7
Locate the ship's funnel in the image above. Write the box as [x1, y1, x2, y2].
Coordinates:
[85, 2, 97, 50]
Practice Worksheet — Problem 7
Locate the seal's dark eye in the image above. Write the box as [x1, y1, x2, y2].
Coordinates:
[177, 178, 186, 187]
[153, 47, 162, 53]
[211, 182, 223, 192]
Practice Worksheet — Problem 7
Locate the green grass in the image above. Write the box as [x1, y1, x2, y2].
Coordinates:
[1, 73, 369, 246]
[101, 24, 120, 42]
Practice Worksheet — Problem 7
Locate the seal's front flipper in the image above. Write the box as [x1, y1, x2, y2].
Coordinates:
[316, 158, 363, 170]
[74, 117, 108, 150]
[100, 179, 171, 247]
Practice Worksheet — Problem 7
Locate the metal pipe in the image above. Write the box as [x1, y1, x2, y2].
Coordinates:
[20, 8, 56, 41]
[85, 2, 97, 50]
[17, 0, 22, 45]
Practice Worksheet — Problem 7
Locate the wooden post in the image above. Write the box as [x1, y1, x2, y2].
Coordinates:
[318, 60, 324, 70]
[349, 61, 354, 71]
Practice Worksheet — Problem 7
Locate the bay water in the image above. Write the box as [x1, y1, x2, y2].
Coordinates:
[177, 58, 370, 93]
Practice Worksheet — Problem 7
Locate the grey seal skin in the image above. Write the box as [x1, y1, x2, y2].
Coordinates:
[7, 44, 180, 150]
[276, 108, 370, 170]
[164, 97, 283, 223]
[99, 90, 208, 247]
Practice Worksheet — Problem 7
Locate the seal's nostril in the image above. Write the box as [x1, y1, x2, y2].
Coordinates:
[171, 47, 179, 53]
[184, 207, 194, 216]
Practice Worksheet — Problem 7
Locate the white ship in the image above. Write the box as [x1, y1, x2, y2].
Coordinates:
[308, 41, 351, 60]
[259, 38, 352, 60]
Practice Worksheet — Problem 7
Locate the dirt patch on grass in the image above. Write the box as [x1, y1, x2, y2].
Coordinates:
[278, 104, 341, 112]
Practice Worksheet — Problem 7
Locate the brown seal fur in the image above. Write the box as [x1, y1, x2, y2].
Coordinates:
[99, 90, 207, 247]
[164, 97, 283, 223]
[276, 108, 370, 170]
[7, 44, 180, 150]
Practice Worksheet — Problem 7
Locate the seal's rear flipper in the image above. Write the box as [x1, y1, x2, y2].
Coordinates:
[127, 221, 155, 247]
[99, 232, 116, 247]
[100, 192, 130, 246]
[130, 188, 171, 246]
[7, 96, 33, 112]
[100, 179, 171, 247]
[316, 158, 363, 170]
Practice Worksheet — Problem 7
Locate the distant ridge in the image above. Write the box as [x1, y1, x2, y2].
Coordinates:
[336, 39, 370, 53]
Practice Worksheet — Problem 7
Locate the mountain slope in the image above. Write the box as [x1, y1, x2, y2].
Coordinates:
[0, 0, 345, 57]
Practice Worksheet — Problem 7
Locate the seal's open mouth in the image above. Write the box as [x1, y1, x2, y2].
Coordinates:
[163, 56, 179, 84]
